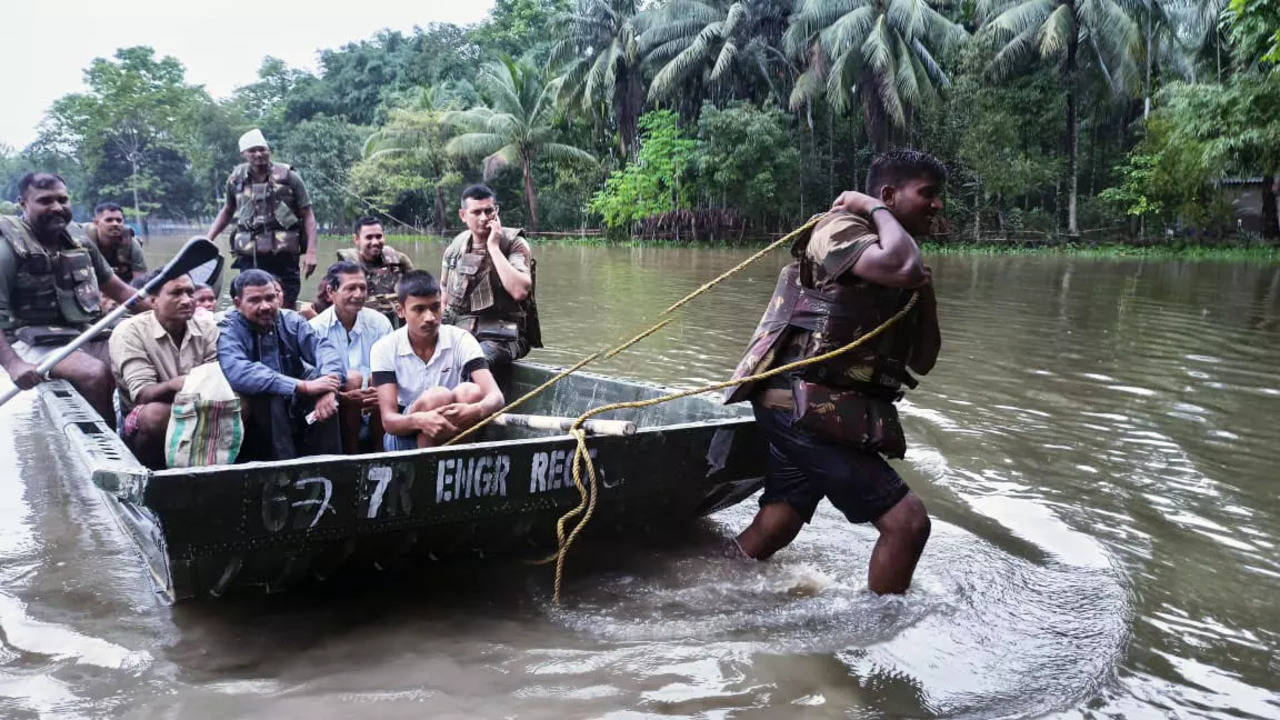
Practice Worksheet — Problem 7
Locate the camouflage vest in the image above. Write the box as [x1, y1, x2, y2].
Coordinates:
[0, 216, 102, 329]
[228, 162, 301, 258]
[443, 228, 542, 349]
[85, 224, 137, 283]
[723, 214, 921, 457]
[336, 246, 411, 321]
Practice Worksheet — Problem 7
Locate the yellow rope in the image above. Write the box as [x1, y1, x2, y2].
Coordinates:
[444, 215, 824, 447]
[547, 291, 920, 604]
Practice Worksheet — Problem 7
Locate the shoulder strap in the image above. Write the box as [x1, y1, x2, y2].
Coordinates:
[270, 162, 293, 183]
[336, 247, 359, 262]
[0, 215, 40, 258]
[229, 163, 250, 189]
[64, 222, 89, 249]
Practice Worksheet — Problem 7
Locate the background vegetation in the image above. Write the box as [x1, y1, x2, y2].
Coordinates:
[2, 0, 1277, 245]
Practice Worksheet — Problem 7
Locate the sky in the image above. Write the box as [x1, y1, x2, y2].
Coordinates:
[3, 0, 495, 150]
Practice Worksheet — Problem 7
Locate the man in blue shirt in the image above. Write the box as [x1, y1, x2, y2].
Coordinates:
[309, 261, 392, 453]
[218, 269, 344, 460]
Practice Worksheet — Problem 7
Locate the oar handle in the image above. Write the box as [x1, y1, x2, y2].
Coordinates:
[491, 413, 636, 436]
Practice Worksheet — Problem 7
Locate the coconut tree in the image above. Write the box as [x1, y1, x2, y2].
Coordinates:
[783, 0, 967, 151]
[550, 0, 647, 158]
[359, 103, 460, 233]
[641, 0, 796, 107]
[979, 0, 1143, 239]
[444, 58, 597, 232]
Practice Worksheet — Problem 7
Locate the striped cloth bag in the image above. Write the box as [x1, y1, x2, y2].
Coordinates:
[164, 362, 243, 467]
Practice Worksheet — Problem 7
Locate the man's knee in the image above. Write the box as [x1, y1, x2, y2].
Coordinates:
[452, 382, 484, 404]
[409, 386, 453, 412]
[877, 493, 931, 545]
[137, 402, 172, 435]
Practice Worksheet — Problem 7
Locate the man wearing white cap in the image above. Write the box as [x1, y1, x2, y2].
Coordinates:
[206, 129, 317, 308]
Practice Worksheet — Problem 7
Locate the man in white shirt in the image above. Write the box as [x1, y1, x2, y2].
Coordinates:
[370, 270, 504, 450]
[309, 261, 393, 453]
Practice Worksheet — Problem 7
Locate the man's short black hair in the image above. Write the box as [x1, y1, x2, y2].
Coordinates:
[18, 172, 66, 198]
[865, 149, 946, 198]
[460, 183, 495, 207]
[94, 202, 124, 216]
[395, 270, 440, 302]
[353, 216, 382, 235]
[230, 269, 278, 299]
[324, 260, 366, 291]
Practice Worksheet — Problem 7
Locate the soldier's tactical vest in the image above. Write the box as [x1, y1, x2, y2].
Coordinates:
[85, 224, 138, 283]
[0, 216, 102, 329]
[336, 247, 411, 323]
[228, 162, 301, 258]
[443, 228, 542, 351]
[724, 213, 920, 457]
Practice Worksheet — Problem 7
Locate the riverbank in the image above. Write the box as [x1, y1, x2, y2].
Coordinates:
[374, 232, 1280, 263]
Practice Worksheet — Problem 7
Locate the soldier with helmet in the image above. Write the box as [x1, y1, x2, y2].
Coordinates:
[440, 184, 541, 369]
[724, 149, 943, 596]
[336, 216, 413, 327]
[205, 128, 317, 308]
[0, 173, 142, 425]
[85, 202, 146, 284]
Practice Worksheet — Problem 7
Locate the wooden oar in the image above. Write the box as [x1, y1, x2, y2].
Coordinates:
[0, 236, 222, 408]
[491, 412, 635, 436]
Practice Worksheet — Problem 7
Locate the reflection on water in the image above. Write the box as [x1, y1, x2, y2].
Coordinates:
[0, 235, 1275, 718]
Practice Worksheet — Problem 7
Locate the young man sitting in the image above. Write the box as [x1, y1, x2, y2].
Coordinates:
[309, 261, 392, 453]
[109, 272, 218, 469]
[218, 269, 344, 460]
[370, 270, 504, 450]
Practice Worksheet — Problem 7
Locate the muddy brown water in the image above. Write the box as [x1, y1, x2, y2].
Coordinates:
[0, 233, 1276, 718]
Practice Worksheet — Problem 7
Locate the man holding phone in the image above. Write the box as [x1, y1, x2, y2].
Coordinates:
[440, 184, 541, 369]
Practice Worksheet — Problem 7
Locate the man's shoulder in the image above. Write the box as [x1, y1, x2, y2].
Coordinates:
[308, 306, 334, 331]
[359, 307, 393, 332]
[113, 309, 154, 339]
[444, 231, 471, 257]
[370, 325, 404, 355]
[807, 211, 876, 264]
[191, 310, 219, 335]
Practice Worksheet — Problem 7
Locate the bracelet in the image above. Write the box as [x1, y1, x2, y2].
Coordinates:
[869, 205, 890, 216]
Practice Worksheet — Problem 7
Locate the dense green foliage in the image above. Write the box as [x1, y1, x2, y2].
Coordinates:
[3, 0, 1277, 244]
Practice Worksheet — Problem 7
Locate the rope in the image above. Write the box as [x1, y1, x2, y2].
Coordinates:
[547, 291, 920, 604]
[444, 214, 825, 447]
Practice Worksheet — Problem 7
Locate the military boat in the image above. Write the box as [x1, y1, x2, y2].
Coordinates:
[15, 350, 767, 603]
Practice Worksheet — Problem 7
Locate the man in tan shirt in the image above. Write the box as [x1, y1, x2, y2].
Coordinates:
[109, 272, 219, 468]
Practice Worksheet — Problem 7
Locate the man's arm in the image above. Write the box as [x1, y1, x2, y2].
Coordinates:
[216, 323, 301, 396]
[110, 321, 179, 405]
[300, 206, 318, 279]
[0, 334, 40, 389]
[830, 192, 926, 288]
[207, 190, 236, 241]
[294, 315, 344, 381]
[438, 367, 504, 428]
[485, 220, 531, 301]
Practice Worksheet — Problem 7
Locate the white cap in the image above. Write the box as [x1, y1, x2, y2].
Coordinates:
[238, 128, 270, 152]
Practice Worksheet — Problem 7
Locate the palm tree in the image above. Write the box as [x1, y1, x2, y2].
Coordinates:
[444, 58, 597, 232]
[979, 0, 1142, 239]
[783, 0, 967, 150]
[361, 102, 460, 233]
[550, 0, 647, 158]
[641, 0, 796, 107]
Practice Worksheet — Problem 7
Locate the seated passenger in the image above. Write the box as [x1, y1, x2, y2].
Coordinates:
[109, 273, 218, 469]
[218, 269, 344, 460]
[0, 173, 140, 426]
[192, 283, 217, 314]
[308, 261, 392, 453]
[371, 270, 504, 450]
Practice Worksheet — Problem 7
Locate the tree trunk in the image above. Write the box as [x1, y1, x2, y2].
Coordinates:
[973, 177, 981, 242]
[1144, 0, 1154, 119]
[1262, 173, 1280, 241]
[130, 155, 142, 232]
[433, 185, 447, 234]
[1065, 18, 1081, 241]
[521, 154, 539, 232]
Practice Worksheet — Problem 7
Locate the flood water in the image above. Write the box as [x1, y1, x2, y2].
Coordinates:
[0, 232, 1277, 718]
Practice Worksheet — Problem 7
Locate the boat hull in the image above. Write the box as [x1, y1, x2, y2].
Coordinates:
[22, 352, 767, 603]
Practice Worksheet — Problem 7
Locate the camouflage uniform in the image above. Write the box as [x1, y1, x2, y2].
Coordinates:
[440, 227, 542, 367]
[0, 216, 114, 340]
[224, 161, 311, 307]
[336, 246, 413, 327]
[85, 224, 146, 284]
[723, 211, 929, 524]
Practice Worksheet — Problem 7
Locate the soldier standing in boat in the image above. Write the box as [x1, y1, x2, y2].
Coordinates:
[441, 184, 541, 369]
[86, 202, 146, 285]
[205, 128, 317, 309]
[724, 149, 943, 595]
[0, 173, 142, 424]
[336, 217, 412, 327]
